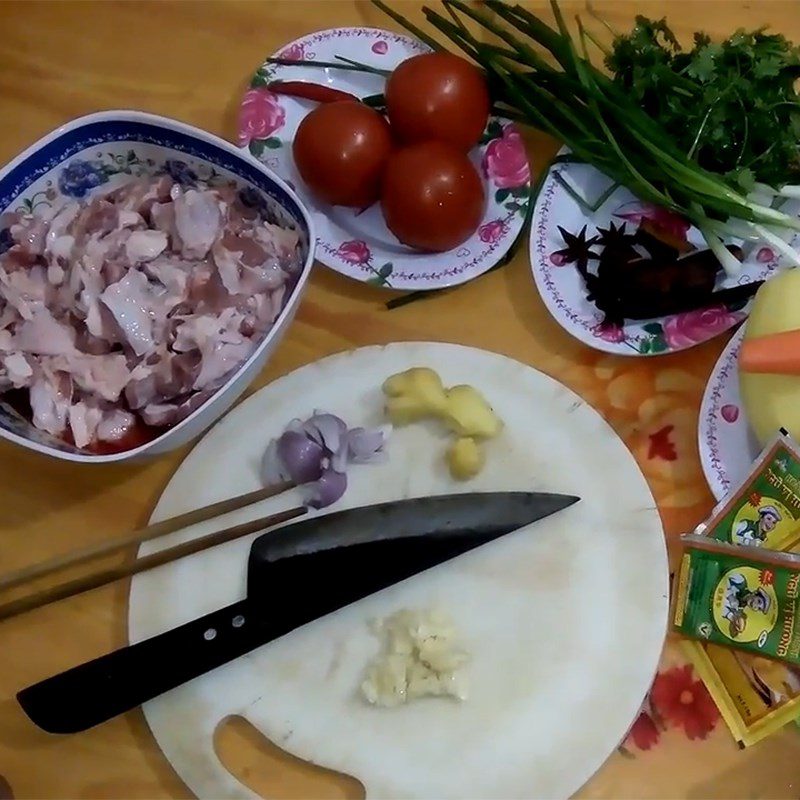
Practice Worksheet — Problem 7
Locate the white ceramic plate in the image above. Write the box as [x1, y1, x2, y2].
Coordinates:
[238, 27, 531, 291]
[129, 342, 668, 800]
[529, 153, 785, 356]
[698, 325, 761, 500]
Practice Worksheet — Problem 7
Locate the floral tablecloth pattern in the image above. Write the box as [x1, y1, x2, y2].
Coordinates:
[554, 326, 800, 798]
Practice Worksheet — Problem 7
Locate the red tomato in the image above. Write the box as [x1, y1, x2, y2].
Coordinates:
[385, 52, 490, 152]
[292, 101, 392, 208]
[380, 141, 485, 252]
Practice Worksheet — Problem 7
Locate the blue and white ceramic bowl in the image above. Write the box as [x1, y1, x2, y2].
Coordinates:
[0, 110, 316, 463]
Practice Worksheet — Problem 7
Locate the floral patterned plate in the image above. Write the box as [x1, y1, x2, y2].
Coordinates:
[238, 27, 531, 291]
[698, 325, 761, 500]
[529, 153, 785, 356]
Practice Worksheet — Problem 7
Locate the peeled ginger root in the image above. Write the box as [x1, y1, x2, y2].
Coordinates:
[446, 437, 485, 481]
[382, 367, 448, 425]
[443, 384, 503, 439]
[382, 366, 502, 480]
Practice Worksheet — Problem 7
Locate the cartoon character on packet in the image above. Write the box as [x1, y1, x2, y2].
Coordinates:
[731, 503, 784, 547]
[720, 572, 774, 639]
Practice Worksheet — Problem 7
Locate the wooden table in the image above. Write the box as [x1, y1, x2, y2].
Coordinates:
[2, 1, 800, 798]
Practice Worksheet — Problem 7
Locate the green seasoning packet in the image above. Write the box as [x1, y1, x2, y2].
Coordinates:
[674, 536, 800, 664]
[698, 432, 800, 551]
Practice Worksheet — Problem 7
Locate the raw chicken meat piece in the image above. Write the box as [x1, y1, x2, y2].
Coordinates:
[10, 215, 49, 257]
[100, 269, 161, 357]
[140, 389, 214, 427]
[14, 306, 78, 356]
[2, 352, 33, 388]
[126, 230, 168, 263]
[96, 408, 135, 442]
[125, 348, 200, 410]
[174, 190, 221, 259]
[144, 255, 190, 299]
[69, 400, 105, 448]
[0, 173, 302, 450]
[50, 352, 130, 402]
[29, 366, 72, 436]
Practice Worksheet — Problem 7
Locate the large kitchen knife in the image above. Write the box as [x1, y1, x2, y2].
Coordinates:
[17, 490, 578, 734]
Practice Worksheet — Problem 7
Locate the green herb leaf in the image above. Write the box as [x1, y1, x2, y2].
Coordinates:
[495, 188, 511, 203]
[733, 167, 756, 192]
[686, 43, 721, 81]
[650, 335, 669, 353]
[249, 69, 273, 89]
[643, 322, 664, 335]
[248, 139, 266, 158]
[753, 55, 783, 79]
[368, 263, 394, 286]
[264, 137, 282, 149]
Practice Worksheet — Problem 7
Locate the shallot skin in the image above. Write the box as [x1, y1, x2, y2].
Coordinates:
[261, 411, 389, 508]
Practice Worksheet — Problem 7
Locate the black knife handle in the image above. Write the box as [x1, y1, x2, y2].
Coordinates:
[17, 600, 265, 734]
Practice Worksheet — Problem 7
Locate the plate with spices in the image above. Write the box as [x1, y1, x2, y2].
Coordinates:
[237, 27, 531, 291]
[529, 154, 785, 356]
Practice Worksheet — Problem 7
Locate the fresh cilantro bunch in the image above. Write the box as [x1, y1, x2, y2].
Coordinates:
[607, 17, 800, 189]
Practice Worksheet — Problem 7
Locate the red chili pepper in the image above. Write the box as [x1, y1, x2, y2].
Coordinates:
[267, 81, 358, 104]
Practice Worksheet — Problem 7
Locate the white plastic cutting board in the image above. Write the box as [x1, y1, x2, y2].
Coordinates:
[129, 343, 668, 799]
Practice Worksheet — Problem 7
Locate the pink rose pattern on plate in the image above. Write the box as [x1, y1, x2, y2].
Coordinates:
[663, 307, 744, 350]
[592, 322, 626, 343]
[336, 240, 371, 265]
[614, 202, 690, 244]
[478, 219, 509, 244]
[238, 88, 286, 148]
[371, 40, 388, 54]
[280, 42, 306, 61]
[333, 240, 395, 286]
[482, 124, 531, 189]
[721, 404, 740, 423]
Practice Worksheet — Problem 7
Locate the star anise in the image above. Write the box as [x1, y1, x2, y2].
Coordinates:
[596, 221, 636, 256]
[554, 225, 600, 276]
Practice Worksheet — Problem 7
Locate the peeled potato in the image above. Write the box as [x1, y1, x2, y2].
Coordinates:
[740, 269, 800, 445]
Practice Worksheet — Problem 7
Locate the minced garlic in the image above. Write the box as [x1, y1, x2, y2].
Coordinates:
[360, 608, 469, 707]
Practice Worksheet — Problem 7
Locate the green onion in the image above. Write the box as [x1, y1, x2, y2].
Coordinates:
[370, 0, 800, 273]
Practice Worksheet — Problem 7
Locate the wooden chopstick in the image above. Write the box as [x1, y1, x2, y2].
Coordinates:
[0, 481, 294, 592]
[0, 505, 307, 622]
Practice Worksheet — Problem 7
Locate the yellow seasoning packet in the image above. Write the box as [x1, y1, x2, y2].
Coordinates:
[698, 431, 800, 551]
[677, 431, 800, 746]
[674, 536, 800, 658]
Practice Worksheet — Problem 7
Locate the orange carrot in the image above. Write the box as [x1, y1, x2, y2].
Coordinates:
[740, 328, 800, 375]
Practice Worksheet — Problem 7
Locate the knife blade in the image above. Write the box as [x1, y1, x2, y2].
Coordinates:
[17, 490, 578, 734]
